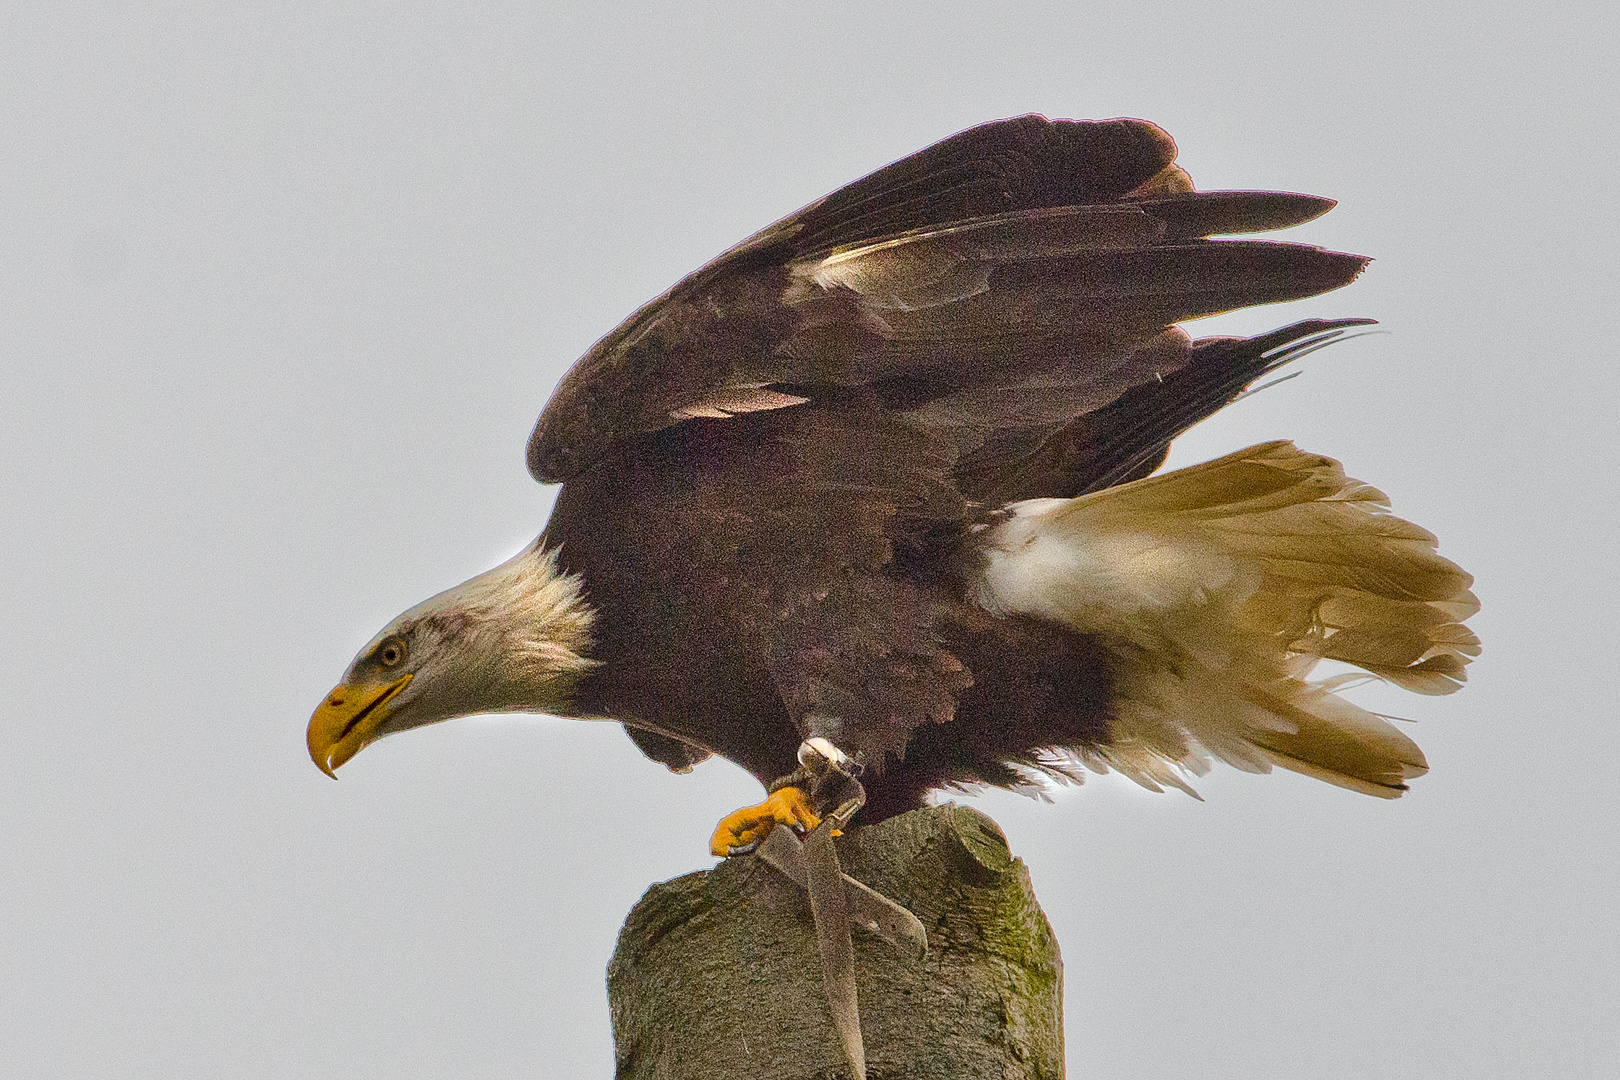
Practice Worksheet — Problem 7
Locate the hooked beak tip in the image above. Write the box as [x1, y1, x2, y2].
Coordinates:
[307, 728, 340, 778]
[306, 673, 412, 779]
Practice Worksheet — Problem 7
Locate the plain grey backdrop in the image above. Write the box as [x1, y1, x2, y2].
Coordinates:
[4, 2, 1615, 1077]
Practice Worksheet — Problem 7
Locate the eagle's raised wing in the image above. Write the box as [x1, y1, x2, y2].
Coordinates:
[525, 116, 1366, 486]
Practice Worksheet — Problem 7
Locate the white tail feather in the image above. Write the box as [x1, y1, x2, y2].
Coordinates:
[973, 441, 1477, 797]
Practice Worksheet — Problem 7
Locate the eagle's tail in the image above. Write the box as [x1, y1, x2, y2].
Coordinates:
[971, 441, 1478, 796]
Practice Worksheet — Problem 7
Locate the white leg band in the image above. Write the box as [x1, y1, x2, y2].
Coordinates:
[798, 736, 849, 770]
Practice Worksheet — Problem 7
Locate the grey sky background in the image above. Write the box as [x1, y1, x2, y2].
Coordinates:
[4, 3, 1616, 1078]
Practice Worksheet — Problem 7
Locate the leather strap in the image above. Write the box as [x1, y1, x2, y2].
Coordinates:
[751, 753, 930, 1079]
[803, 818, 865, 1080]
[755, 828, 927, 959]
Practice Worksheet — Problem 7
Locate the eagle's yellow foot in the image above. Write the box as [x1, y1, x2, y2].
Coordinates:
[709, 786, 821, 857]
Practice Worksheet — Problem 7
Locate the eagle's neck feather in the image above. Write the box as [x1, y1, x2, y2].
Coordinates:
[417, 542, 599, 712]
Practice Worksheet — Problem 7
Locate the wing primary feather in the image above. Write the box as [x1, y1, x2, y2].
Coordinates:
[1134, 191, 1338, 239]
[1080, 320, 1376, 494]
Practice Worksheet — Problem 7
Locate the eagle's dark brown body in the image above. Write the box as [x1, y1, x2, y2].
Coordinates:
[546, 407, 1122, 819]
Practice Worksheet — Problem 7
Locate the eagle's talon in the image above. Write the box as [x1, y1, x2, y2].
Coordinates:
[710, 786, 821, 857]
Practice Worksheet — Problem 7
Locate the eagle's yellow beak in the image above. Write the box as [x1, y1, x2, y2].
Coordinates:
[307, 674, 413, 778]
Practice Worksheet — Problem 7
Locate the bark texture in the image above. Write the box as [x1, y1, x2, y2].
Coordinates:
[607, 804, 1063, 1079]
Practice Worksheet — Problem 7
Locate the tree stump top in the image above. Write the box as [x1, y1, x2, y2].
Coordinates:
[608, 803, 1064, 1079]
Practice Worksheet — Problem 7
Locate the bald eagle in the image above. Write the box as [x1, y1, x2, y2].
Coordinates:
[309, 116, 1477, 853]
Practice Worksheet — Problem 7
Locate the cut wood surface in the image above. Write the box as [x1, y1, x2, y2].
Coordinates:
[607, 804, 1064, 1079]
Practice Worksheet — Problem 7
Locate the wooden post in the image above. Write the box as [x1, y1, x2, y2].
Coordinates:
[607, 804, 1064, 1079]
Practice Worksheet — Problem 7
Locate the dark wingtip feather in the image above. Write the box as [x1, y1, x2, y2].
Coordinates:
[1081, 319, 1378, 490]
[979, 319, 1377, 503]
[1090, 243, 1369, 324]
[791, 116, 1185, 255]
[1140, 191, 1340, 239]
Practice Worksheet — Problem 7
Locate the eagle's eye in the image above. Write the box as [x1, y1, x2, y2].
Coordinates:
[378, 638, 407, 667]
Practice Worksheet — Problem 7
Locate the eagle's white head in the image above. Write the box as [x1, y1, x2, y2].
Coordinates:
[307, 542, 597, 776]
